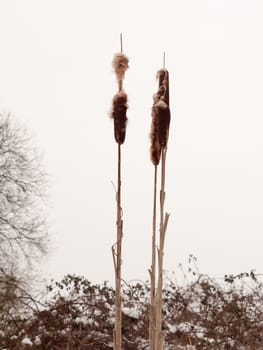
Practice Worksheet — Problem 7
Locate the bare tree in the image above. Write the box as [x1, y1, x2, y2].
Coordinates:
[0, 112, 48, 273]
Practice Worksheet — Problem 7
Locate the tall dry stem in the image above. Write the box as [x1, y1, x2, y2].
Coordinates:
[149, 164, 157, 350]
[155, 147, 170, 350]
[113, 143, 122, 350]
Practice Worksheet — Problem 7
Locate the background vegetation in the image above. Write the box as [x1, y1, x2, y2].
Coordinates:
[0, 263, 262, 350]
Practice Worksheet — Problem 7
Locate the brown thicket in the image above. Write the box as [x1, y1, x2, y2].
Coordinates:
[2, 271, 262, 349]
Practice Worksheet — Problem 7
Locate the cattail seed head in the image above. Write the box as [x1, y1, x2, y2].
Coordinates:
[112, 54, 129, 89]
[157, 103, 170, 148]
[157, 69, 169, 106]
[150, 69, 171, 164]
[150, 106, 161, 166]
[111, 91, 128, 145]
[156, 69, 170, 148]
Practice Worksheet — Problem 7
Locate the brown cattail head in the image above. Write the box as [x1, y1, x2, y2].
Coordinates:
[157, 69, 169, 105]
[150, 105, 161, 166]
[150, 69, 171, 164]
[156, 100, 170, 148]
[112, 54, 129, 90]
[111, 91, 128, 145]
[156, 69, 170, 148]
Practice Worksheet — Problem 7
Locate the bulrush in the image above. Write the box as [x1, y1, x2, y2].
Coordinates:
[149, 64, 171, 350]
[110, 39, 129, 350]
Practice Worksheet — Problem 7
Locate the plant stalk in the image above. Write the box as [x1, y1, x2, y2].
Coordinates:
[155, 147, 169, 350]
[149, 164, 158, 350]
[114, 143, 123, 350]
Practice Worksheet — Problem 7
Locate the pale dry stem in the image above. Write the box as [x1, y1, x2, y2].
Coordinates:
[154, 147, 170, 350]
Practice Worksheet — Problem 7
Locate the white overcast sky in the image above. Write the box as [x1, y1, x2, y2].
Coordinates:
[0, 0, 263, 284]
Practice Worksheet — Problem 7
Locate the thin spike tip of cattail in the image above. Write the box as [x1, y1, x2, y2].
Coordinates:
[111, 92, 128, 145]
